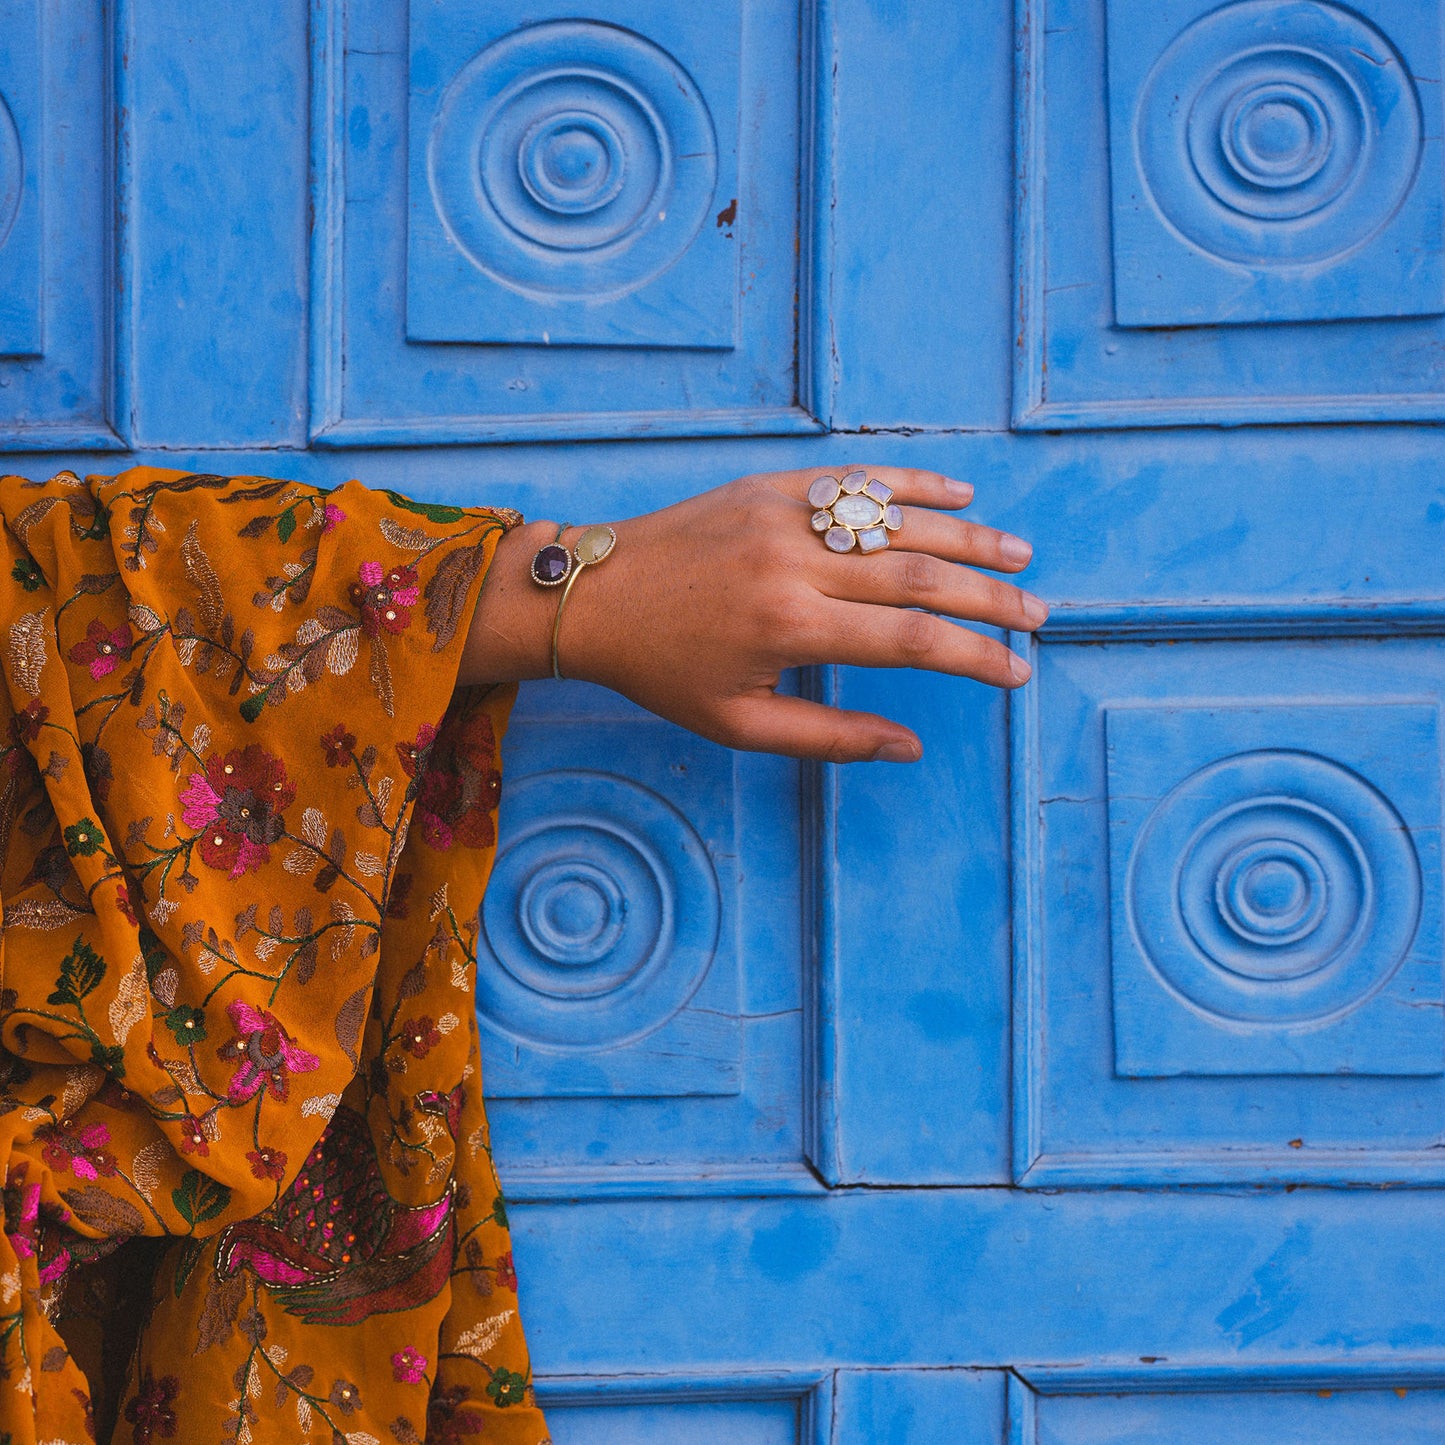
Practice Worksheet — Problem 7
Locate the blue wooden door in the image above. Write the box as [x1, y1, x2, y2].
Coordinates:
[5, 0, 1445, 1438]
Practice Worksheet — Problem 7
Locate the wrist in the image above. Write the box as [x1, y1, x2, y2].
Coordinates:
[550, 520, 628, 687]
[457, 519, 561, 686]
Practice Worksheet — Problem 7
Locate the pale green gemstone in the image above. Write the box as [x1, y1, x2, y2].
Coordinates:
[864, 479, 893, 504]
[807, 476, 840, 508]
[832, 494, 884, 529]
[840, 469, 867, 494]
[857, 525, 889, 553]
[824, 525, 856, 553]
[575, 525, 616, 564]
[884, 503, 903, 530]
[810, 509, 832, 532]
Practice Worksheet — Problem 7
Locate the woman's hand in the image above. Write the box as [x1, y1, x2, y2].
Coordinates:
[460, 466, 1046, 763]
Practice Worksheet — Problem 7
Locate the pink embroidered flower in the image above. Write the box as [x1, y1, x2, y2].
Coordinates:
[180, 743, 295, 879]
[349, 560, 420, 637]
[321, 501, 346, 533]
[392, 1347, 428, 1385]
[68, 617, 133, 679]
[36, 1117, 117, 1181]
[216, 999, 320, 1104]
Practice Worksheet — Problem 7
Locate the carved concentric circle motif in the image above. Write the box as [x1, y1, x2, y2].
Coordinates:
[0, 94, 21, 251]
[1127, 750, 1420, 1024]
[427, 20, 718, 299]
[1136, 0, 1422, 265]
[476, 770, 720, 1049]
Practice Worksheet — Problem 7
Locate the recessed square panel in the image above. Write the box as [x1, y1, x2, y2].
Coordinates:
[407, 6, 738, 347]
[1105, 0, 1444, 327]
[1013, 627, 1445, 1185]
[312, 0, 818, 444]
[1014, 1371, 1445, 1445]
[0, 0, 119, 448]
[1107, 702, 1442, 1076]
[479, 720, 738, 1099]
[480, 684, 816, 1198]
[0, 0, 42, 357]
[1014, 0, 1445, 428]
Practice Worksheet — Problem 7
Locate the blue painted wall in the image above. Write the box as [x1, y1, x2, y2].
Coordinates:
[4, 0, 1445, 1438]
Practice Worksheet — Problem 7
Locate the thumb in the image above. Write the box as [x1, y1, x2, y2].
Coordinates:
[720, 693, 922, 763]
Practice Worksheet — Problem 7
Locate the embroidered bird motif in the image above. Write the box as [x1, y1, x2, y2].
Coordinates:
[215, 1104, 455, 1326]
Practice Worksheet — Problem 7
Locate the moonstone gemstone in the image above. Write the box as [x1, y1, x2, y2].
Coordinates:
[884, 503, 903, 530]
[832, 494, 884, 529]
[857, 525, 889, 553]
[824, 525, 856, 553]
[840, 469, 867, 494]
[864, 479, 893, 504]
[810, 509, 832, 532]
[807, 476, 840, 508]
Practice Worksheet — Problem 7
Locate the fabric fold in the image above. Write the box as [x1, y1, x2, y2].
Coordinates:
[0, 467, 549, 1443]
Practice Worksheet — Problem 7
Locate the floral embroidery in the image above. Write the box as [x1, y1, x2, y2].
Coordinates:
[8, 697, 46, 744]
[123, 1370, 180, 1443]
[217, 999, 321, 1104]
[350, 559, 420, 637]
[36, 1117, 118, 1181]
[321, 721, 356, 767]
[401, 1016, 442, 1060]
[392, 1346, 428, 1384]
[246, 1145, 287, 1182]
[180, 743, 296, 878]
[68, 615, 134, 679]
[0, 468, 544, 1444]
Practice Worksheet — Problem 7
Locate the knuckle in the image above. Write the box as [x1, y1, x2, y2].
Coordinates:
[987, 576, 1018, 616]
[767, 590, 815, 644]
[900, 551, 939, 602]
[894, 609, 938, 666]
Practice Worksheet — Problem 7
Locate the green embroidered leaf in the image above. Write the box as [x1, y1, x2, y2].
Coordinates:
[173, 1237, 206, 1297]
[48, 936, 105, 1007]
[172, 1168, 232, 1227]
[239, 693, 266, 724]
[277, 507, 296, 544]
[139, 926, 168, 983]
[383, 489, 464, 524]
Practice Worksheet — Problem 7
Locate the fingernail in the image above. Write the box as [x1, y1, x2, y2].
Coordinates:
[872, 739, 920, 763]
[945, 479, 974, 503]
[1022, 591, 1049, 626]
[1000, 534, 1032, 565]
[1010, 652, 1032, 684]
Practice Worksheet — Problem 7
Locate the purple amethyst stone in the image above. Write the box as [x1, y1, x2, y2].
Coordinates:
[531, 542, 573, 586]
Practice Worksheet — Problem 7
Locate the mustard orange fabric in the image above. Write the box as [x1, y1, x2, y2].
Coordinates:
[0, 468, 549, 1443]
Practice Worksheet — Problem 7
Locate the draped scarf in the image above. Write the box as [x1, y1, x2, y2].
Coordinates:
[0, 468, 549, 1444]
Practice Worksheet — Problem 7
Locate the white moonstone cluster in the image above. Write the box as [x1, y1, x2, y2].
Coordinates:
[807, 470, 904, 553]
